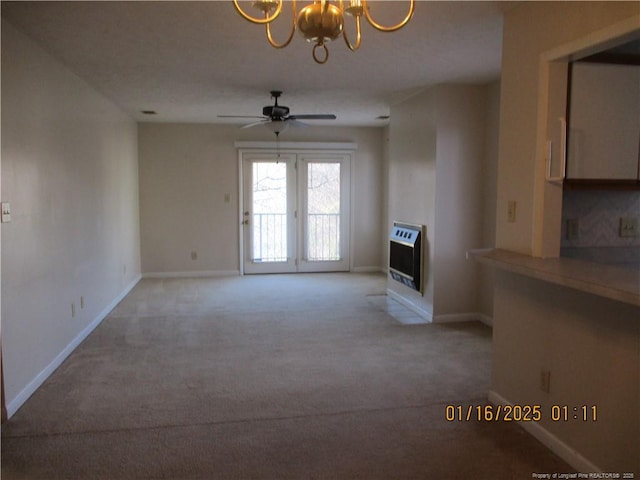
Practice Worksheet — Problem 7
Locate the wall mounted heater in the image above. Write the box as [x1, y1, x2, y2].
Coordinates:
[389, 222, 424, 294]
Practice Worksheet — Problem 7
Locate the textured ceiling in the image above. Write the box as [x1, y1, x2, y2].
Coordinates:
[1, 1, 513, 126]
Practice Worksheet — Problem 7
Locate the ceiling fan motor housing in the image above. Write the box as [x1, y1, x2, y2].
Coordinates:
[263, 105, 290, 119]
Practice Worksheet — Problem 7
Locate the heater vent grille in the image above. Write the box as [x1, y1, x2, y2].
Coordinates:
[389, 222, 424, 293]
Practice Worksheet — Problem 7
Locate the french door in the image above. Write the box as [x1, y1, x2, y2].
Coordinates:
[241, 151, 350, 274]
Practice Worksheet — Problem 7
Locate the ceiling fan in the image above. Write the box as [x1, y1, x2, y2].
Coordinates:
[218, 90, 336, 136]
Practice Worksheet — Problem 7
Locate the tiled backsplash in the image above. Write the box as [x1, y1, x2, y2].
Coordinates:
[561, 190, 640, 248]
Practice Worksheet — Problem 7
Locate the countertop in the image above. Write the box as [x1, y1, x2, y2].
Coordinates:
[470, 248, 640, 307]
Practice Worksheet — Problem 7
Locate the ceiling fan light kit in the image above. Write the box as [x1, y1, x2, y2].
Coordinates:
[264, 119, 290, 135]
[232, 0, 415, 64]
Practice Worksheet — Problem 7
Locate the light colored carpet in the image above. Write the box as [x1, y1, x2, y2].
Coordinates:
[1, 273, 571, 479]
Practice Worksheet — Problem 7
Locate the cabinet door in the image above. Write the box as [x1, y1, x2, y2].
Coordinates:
[566, 63, 640, 180]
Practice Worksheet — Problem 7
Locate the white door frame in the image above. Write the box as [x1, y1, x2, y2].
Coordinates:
[237, 143, 355, 275]
[241, 152, 298, 274]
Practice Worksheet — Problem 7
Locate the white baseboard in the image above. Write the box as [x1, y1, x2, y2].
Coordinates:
[386, 289, 433, 322]
[476, 314, 493, 327]
[487, 390, 601, 473]
[385, 289, 494, 327]
[433, 312, 493, 327]
[6, 275, 142, 418]
[142, 270, 240, 279]
[433, 312, 480, 323]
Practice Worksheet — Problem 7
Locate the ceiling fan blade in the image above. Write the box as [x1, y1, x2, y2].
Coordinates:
[288, 119, 310, 128]
[240, 119, 270, 129]
[218, 115, 267, 119]
[288, 114, 336, 120]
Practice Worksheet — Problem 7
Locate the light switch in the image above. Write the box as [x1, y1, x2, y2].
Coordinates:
[1, 202, 11, 223]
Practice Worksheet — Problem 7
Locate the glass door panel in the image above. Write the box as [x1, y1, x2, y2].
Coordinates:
[243, 154, 296, 274]
[298, 155, 350, 272]
[307, 162, 341, 261]
[252, 161, 288, 262]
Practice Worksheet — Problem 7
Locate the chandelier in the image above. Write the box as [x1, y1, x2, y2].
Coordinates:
[232, 0, 415, 64]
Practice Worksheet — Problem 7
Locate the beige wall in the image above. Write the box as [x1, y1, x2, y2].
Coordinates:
[479, 82, 500, 317]
[493, 272, 639, 471]
[493, 1, 640, 472]
[387, 88, 438, 313]
[432, 84, 497, 318]
[380, 126, 391, 273]
[1, 21, 141, 413]
[138, 123, 385, 275]
[387, 83, 500, 321]
[496, 1, 640, 255]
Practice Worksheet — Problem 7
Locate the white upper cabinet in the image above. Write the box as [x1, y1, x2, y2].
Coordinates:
[567, 62, 640, 180]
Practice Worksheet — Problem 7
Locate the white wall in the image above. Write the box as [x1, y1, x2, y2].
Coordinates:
[387, 83, 500, 321]
[493, 1, 640, 472]
[1, 20, 141, 415]
[138, 123, 385, 275]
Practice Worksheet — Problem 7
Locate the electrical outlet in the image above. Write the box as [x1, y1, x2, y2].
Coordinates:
[507, 201, 517, 223]
[224, 193, 231, 203]
[540, 369, 551, 393]
[566, 218, 579, 240]
[619, 217, 638, 238]
[191, 251, 198, 261]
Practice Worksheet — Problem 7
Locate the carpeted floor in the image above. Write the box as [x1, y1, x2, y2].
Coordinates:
[1, 273, 572, 479]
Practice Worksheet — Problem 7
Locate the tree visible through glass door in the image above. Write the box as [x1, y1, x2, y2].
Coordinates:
[306, 162, 341, 261]
[251, 161, 288, 263]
